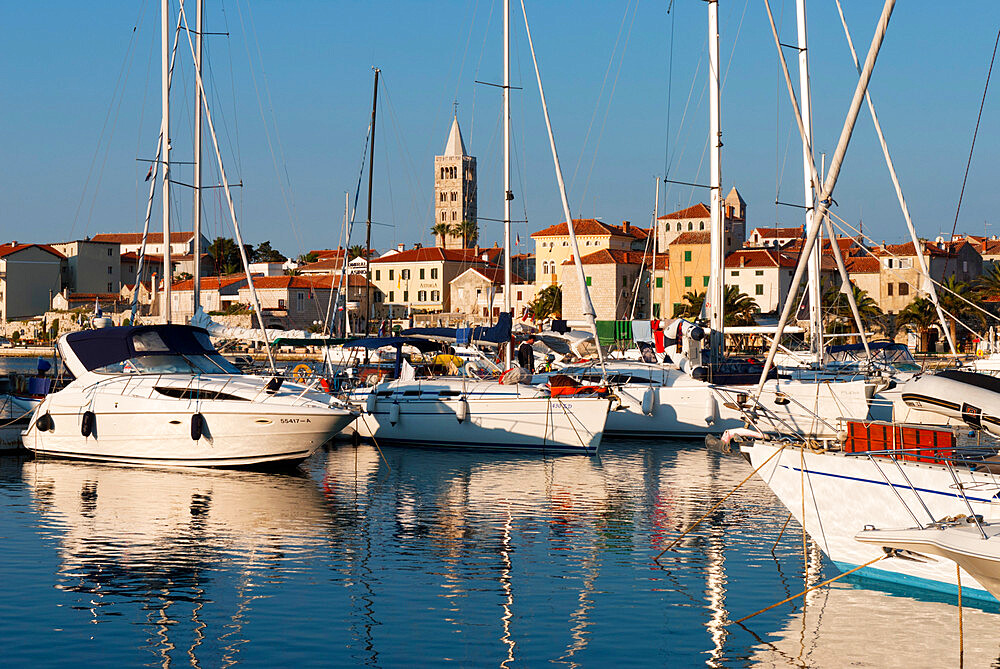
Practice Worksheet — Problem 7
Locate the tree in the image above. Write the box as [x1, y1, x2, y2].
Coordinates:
[450, 219, 478, 248]
[821, 281, 883, 336]
[898, 296, 939, 352]
[297, 251, 319, 264]
[253, 241, 286, 263]
[937, 275, 982, 349]
[976, 262, 1000, 301]
[528, 285, 561, 321]
[673, 291, 705, 319]
[348, 244, 367, 260]
[431, 222, 451, 247]
[723, 285, 760, 327]
[207, 237, 250, 275]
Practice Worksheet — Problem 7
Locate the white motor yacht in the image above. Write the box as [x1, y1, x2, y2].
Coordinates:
[22, 324, 357, 468]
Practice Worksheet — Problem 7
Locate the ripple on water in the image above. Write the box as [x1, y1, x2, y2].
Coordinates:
[0, 440, 997, 666]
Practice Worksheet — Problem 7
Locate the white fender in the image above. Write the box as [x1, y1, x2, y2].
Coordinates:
[641, 387, 656, 415]
[389, 401, 400, 426]
[456, 397, 469, 423]
[365, 391, 377, 414]
[704, 393, 719, 425]
[721, 426, 764, 446]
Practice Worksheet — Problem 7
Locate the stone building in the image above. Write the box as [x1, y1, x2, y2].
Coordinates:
[0, 243, 65, 322]
[872, 239, 982, 315]
[449, 267, 534, 324]
[666, 231, 711, 315]
[655, 187, 746, 251]
[560, 249, 650, 322]
[434, 116, 477, 249]
[746, 226, 802, 248]
[532, 219, 641, 287]
[50, 239, 122, 295]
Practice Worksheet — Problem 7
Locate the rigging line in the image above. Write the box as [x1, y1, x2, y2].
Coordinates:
[72, 2, 146, 238]
[720, 0, 749, 90]
[220, 0, 243, 178]
[950, 27, 999, 240]
[662, 0, 675, 179]
[663, 39, 708, 202]
[379, 77, 425, 241]
[569, 0, 633, 193]
[580, 0, 639, 207]
[452, 0, 481, 106]
[235, 0, 305, 254]
[135, 0, 155, 222]
[469, 0, 497, 143]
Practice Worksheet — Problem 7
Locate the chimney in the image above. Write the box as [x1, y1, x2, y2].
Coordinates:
[151, 272, 158, 300]
[397, 243, 405, 252]
[414, 242, 422, 250]
[475, 244, 480, 255]
[740, 254, 746, 268]
[622, 220, 631, 235]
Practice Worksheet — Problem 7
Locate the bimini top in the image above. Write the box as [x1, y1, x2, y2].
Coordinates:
[342, 336, 439, 352]
[402, 312, 512, 347]
[59, 324, 226, 377]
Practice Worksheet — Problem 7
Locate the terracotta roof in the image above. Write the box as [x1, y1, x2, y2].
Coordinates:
[369, 247, 499, 264]
[671, 231, 711, 245]
[453, 266, 527, 285]
[511, 252, 534, 260]
[562, 249, 651, 266]
[236, 274, 373, 290]
[751, 226, 802, 239]
[311, 247, 376, 260]
[845, 256, 881, 274]
[976, 239, 1000, 256]
[298, 258, 346, 273]
[658, 203, 711, 220]
[724, 249, 797, 269]
[0, 242, 65, 260]
[63, 292, 123, 301]
[872, 241, 952, 258]
[171, 274, 250, 291]
[120, 251, 165, 263]
[780, 236, 866, 256]
[531, 219, 632, 239]
[91, 231, 194, 245]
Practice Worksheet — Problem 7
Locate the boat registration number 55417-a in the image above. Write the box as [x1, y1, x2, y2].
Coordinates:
[280, 418, 312, 424]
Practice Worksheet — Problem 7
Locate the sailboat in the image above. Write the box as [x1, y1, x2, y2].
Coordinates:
[22, 0, 357, 467]
[346, 0, 612, 454]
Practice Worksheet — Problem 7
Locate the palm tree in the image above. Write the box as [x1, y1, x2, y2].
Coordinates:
[976, 262, 1000, 301]
[898, 296, 938, 352]
[348, 244, 366, 260]
[821, 281, 883, 336]
[724, 285, 760, 327]
[673, 291, 705, 319]
[528, 285, 561, 321]
[431, 222, 451, 247]
[450, 219, 479, 248]
[937, 275, 983, 350]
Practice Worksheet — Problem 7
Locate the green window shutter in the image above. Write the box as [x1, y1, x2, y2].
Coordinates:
[684, 250, 692, 262]
[653, 303, 661, 318]
[684, 276, 691, 287]
[655, 277, 663, 288]
[703, 276, 710, 287]
[585, 276, 592, 286]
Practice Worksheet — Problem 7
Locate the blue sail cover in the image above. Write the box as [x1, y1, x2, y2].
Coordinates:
[63, 325, 217, 372]
[402, 312, 512, 346]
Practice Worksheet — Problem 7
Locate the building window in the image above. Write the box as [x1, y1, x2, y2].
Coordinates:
[684, 251, 692, 262]
[451, 211, 457, 221]
[389, 291, 395, 301]
[684, 276, 692, 288]
[296, 291, 304, 311]
[676, 223, 681, 231]
[431, 268, 438, 279]
[703, 276, 710, 287]
[655, 277, 663, 288]
[402, 290, 408, 301]
[963, 261, 969, 273]
[107, 266, 113, 274]
[402, 269, 410, 280]
[899, 282, 909, 296]
[375, 270, 380, 280]
[107, 248, 113, 256]
[419, 268, 425, 279]
[755, 270, 763, 276]
[731, 270, 739, 277]
[699, 222, 705, 230]
[417, 290, 426, 301]
[755, 284, 764, 295]
[687, 222, 693, 231]
[389, 269, 394, 280]
[278, 298, 285, 309]
[107, 282, 113, 292]
[887, 284, 894, 296]
[563, 241, 569, 246]
[431, 290, 440, 301]
[585, 276, 592, 286]
[516, 290, 523, 301]
[441, 212, 447, 222]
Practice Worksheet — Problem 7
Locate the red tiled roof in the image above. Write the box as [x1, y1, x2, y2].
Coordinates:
[454, 266, 528, 285]
[369, 247, 500, 264]
[976, 239, 1000, 256]
[92, 231, 194, 244]
[751, 226, 802, 239]
[120, 251, 165, 263]
[845, 256, 880, 273]
[172, 274, 250, 291]
[671, 231, 711, 245]
[531, 219, 632, 239]
[298, 258, 346, 273]
[0, 242, 66, 260]
[724, 249, 797, 269]
[658, 203, 711, 220]
[311, 247, 376, 260]
[562, 249, 651, 266]
[64, 293, 123, 301]
[872, 241, 952, 258]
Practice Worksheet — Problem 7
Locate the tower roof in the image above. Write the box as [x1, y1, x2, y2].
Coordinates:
[443, 115, 467, 157]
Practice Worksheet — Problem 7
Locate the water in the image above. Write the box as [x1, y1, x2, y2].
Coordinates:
[2, 440, 999, 667]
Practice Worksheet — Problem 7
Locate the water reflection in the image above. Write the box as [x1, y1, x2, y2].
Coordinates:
[7, 441, 1000, 666]
[23, 460, 330, 667]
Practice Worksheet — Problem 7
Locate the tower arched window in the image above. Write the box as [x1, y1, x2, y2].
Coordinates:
[451, 211, 457, 221]
[699, 222, 705, 230]
[441, 212, 446, 222]
[676, 223, 682, 231]
[687, 222, 693, 231]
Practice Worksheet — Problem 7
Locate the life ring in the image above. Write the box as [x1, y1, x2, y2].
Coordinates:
[292, 363, 313, 384]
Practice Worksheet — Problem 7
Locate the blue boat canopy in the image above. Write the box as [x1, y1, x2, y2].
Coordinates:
[341, 337, 440, 352]
[402, 312, 511, 346]
[61, 324, 218, 374]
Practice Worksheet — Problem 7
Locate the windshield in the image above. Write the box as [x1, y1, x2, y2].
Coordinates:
[95, 353, 242, 375]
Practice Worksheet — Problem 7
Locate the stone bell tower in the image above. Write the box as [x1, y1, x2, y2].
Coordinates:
[433, 115, 477, 249]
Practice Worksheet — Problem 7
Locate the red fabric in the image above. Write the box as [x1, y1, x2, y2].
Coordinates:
[654, 330, 665, 353]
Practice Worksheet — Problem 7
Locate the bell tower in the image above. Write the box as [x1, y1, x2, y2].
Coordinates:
[433, 115, 477, 249]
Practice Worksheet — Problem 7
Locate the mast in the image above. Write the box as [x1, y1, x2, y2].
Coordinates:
[161, 0, 172, 323]
[797, 0, 823, 365]
[707, 0, 724, 358]
[502, 0, 513, 368]
[364, 68, 379, 335]
[650, 176, 659, 318]
[193, 0, 203, 316]
[344, 192, 352, 337]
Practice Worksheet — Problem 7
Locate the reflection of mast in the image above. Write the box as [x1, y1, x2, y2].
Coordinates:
[499, 506, 516, 669]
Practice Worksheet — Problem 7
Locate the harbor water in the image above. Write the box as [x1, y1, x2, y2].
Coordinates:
[2, 439, 999, 667]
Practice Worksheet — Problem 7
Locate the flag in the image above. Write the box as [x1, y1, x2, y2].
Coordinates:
[144, 165, 154, 182]
[515, 233, 520, 246]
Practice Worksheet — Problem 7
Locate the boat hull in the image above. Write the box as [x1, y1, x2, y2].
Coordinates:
[745, 440, 999, 601]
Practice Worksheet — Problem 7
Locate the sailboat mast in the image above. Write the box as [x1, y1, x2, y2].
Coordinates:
[650, 176, 659, 318]
[193, 0, 203, 316]
[344, 192, 352, 337]
[365, 68, 379, 335]
[797, 0, 823, 365]
[161, 0, 172, 324]
[503, 0, 513, 369]
[707, 0, 723, 355]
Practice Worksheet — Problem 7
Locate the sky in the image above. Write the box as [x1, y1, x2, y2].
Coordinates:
[1, 1, 998, 259]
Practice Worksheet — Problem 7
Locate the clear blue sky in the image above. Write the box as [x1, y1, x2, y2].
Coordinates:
[2, 1, 997, 258]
